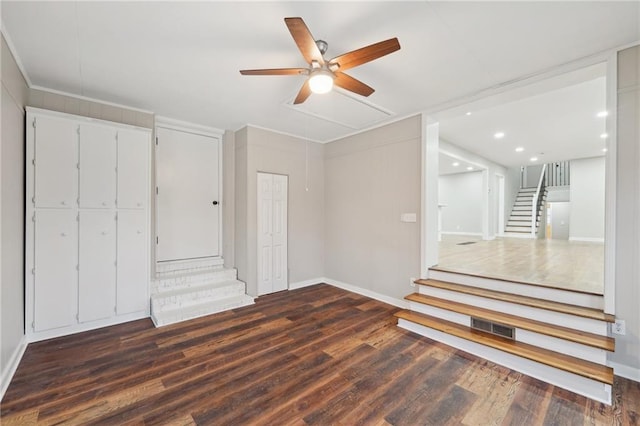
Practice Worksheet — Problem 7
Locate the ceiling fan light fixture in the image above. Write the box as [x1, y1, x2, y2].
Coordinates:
[309, 69, 334, 94]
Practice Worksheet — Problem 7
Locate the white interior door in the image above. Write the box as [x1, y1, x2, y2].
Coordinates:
[257, 173, 288, 295]
[156, 127, 220, 262]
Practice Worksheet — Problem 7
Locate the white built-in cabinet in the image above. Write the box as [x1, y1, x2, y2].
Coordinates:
[26, 107, 151, 341]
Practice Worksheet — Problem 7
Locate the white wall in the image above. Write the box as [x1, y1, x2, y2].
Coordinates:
[569, 156, 605, 241]
[439, 171, 483, 235]
[439, 140, 508, 238]
[1, 33, 28, 396]
[504, 167, 521, 229]
[324, 116, 421, 301]
[611, 45, 640, 379]
[235, 126, 325, 296]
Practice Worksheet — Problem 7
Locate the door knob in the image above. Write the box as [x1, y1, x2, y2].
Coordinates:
[212, 201, 219, 205]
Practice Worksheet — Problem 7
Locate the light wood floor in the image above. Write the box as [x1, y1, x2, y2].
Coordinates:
[437, 235, 604, 294]
[2, 284, 636, 425]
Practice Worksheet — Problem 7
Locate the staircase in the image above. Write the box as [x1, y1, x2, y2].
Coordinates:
[505, 187, 546, 237]
[151, 258, 254, 327]
[396, 270, 615, 404]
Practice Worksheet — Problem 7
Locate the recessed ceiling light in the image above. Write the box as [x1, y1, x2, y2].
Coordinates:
[452, 162, 460, 167]
[600, 133, 608, 139]
[530, 157, 538, 162]
[597, 111, 609, 118]
[494, 132, 505, 139]
[515, 147, 524, 152]
[602, 148, 608, 152]
[467, 166, 474, 171]
[465, 112, 472, 116]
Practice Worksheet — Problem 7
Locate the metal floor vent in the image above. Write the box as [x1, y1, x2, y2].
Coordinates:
[457, 241, 477, 246]
[470, 317, 515, 340]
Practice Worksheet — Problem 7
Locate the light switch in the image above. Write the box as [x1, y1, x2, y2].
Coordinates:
[401, 213, 417, 223]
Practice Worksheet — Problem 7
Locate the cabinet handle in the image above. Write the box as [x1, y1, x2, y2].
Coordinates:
[212, 201, 219, 206]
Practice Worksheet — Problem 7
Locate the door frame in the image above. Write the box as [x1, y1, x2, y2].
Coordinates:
[421, 51, 620, 315]
[154, 116, 224, 266]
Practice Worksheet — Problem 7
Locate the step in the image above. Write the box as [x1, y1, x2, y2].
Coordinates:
[156, 257, 224, 277]
[151, 280, 246, 313]
[415, 279, 613, 323]
[151, 294, 255, 327]
[395, 310, 614, 385]
[152, 268, 238, 294]
[502, 232, 537, 239]
[404, 293, 614, 351]
[507, 221, 538, 227]
[505, 226, 534, 233]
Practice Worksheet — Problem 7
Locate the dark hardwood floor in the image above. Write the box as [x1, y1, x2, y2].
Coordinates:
[1, 284, 638, 425]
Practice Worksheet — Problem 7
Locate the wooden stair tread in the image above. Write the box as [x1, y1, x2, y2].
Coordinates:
[405, 293, 614, 351]
[415, 279, 614, 322]
[395, 310, 614, 385]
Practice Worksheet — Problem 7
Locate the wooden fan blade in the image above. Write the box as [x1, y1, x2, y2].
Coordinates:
[293, 80, 312, 104]
[240, 68, 307, 76]
[329, 38, 400, 71]
[334, 72, 375, 97]
[285, 17, 324, 66]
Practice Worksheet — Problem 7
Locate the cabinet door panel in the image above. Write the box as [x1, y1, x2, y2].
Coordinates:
[34, 210, 77, 331]
[79, 124, 116, 208]
[117, 210, 148, 314]
[117, 129, 149, 209]
[79, 211, 116, 322]
[34, 116, 77, 208]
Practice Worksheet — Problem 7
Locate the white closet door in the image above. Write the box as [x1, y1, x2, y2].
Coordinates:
[117, 129, 149, 209]
[156, 127, 220, 261]
[257, 173, 274, 296]
[33, 210, 78, 331]
[79, 211, 116, 322]
[271, 175, 288, 292]
[117, 210, 148, 315]
[33, 116, 77, 208]
[257, 173, 288, 296]
[79, 124, 116, 208]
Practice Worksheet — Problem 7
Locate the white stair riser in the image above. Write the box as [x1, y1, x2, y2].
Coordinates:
[427, 270, 603, 309]
[156, 257, 224, 276]
[397, 319, 611, 405]
[152, 297, 254, 327]
[151, 283, 245, 313]
[417, 285, 608, 335]
[152, 269, 237, 293]
[408, 302, 607, 365]
[502, 232, 536, 239]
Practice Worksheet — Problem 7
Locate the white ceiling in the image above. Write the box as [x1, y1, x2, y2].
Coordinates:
[2, 1, 639, 142]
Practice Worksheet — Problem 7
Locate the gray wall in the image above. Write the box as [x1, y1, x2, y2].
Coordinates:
[1, 33, 28, 390]
[324, 116, 421, 301]
[569, 156, 605, 241]
[612, 45, 640, 377]
[235, 126, 325, 296]
[439, 171, 483, 235]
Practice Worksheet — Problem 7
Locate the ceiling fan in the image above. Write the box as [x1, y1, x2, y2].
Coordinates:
[240, 17, 401, 104]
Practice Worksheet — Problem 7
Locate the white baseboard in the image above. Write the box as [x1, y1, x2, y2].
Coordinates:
[323, 277, 408, 309]
[569, 237, 605, 243]
[289, 278, 325, 290]
[1, 335, 27, 401]
[609, 360, 640, 382]
[440, 231, 483, 237]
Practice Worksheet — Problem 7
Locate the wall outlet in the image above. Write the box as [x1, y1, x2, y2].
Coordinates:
[612, 319, 626, 335]
[409, 277, 416, 287]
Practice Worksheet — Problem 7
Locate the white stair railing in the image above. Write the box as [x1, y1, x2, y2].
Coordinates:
[531, 164, 547, 238]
